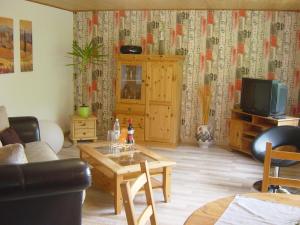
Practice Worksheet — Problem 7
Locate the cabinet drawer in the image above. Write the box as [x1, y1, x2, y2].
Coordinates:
[117, 114, 145, 141]
[119, 127, 145, 142]
[115, 104, 145, 115]
[74, 129, 95, 138]
[117, 114, 145, 129]
[74, 120, 95, 129]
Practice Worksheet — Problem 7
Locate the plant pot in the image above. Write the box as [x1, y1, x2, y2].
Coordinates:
[196, 124, 213, 148]
[78, 106, 90, 118]
[197, 140, 214, 148]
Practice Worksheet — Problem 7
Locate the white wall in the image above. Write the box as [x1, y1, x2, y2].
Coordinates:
[0, 0, 73, 131]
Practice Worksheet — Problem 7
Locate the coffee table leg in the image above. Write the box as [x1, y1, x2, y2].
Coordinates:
[114, 174, 123, 214]
[163, 167, 171, 203]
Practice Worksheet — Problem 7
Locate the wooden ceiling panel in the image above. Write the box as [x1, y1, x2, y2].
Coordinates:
[26, 0, 300, 11]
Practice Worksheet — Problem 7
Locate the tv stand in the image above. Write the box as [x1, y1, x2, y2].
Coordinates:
[272, 115, 286, 119]
[229, 109, 299, 155]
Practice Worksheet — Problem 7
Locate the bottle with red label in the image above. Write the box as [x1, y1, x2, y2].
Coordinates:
[126, 118, 134, 144]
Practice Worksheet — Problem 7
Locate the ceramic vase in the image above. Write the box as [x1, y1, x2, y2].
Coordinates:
[195, 124, 213, 148]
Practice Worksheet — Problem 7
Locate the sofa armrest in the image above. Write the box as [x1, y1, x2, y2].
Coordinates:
[8, 116, 41, 143]
[0, 159, 91, 201]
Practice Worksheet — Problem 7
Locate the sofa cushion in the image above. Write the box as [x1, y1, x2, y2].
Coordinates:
[0, 106, 9, 132]
[25, 141, 58, 162]
[0, 127, 24, 146]
[0, 143, 28, 164]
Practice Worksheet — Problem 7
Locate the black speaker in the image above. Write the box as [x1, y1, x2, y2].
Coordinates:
[120, 45, 142, 54]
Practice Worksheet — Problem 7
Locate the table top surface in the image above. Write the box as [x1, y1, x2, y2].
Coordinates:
[78, 141, 175, 175]
[232, 109, 300, 121]
[184, 193, 300, 225]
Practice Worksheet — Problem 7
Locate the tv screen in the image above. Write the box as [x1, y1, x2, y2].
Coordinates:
[241, 78, 273, 116]
[240, 78, 287, 117]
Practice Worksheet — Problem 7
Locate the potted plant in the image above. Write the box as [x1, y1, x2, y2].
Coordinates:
[196, 85, 213, 147]
[67, 40, 105, 118]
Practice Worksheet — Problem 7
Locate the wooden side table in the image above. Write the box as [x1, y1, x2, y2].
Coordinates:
[70, 115, 97, 144]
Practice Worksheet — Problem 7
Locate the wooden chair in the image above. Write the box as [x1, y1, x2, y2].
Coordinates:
[120, 161, 158, 225]
[262, 142, 300, 192]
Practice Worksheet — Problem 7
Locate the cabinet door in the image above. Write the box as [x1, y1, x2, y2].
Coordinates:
[229, 120, 243, 149]
[145, 105, 172, 141]
[145, 62, 176, 142]
[146, 62, 173, 103]
[116, 61, 146, 104]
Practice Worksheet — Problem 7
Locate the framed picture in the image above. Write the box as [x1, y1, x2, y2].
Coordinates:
[0, 17, 14, 74]
[20, 20, 32, 72]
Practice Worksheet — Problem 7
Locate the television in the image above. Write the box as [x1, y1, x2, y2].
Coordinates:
[240, 78, 288, 117]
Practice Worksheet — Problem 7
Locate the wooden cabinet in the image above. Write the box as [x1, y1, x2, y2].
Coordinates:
[115, 54, 183, 147]
[118, 114, 145, 141]
[229, 120, 243, 149]
[116, 60, 146, 105]
[229, 109, 299, 155]
[146, 62, 173, 103]
[70, 115, 97, 144]
[145, 104, 172, 142]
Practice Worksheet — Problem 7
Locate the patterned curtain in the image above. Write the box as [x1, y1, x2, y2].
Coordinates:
[73, 10, 300, 144]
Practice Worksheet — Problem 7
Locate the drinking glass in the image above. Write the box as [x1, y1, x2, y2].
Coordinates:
[107, 130, 116, 153]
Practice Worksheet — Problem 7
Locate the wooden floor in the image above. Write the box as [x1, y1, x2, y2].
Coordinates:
[58, 142, 300, 225]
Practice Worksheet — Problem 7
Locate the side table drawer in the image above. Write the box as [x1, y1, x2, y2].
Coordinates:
[70, 115, 97, 143]
[74, 120, 95, 129]
[74, 129, 95, 138]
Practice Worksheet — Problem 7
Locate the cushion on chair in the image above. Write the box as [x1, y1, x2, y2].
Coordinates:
[0, 106, 10, 132]
[24, 141, 58, 162]
[0, 127, 24, 146]
[0, 143, 28, 164]
[252, 126, 300, 167]
[39, 120, 64, 153]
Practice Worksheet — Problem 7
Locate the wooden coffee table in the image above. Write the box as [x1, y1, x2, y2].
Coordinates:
[78, 142, 176, 214]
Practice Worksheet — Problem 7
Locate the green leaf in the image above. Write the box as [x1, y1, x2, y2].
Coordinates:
[66, 40, 106, 73]
[65, 63, 77, 66]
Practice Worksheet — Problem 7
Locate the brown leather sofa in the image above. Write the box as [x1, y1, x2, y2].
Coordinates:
[0, 116, 91, 225]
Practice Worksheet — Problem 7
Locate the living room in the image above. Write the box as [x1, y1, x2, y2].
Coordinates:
[0, 0, 300, 225]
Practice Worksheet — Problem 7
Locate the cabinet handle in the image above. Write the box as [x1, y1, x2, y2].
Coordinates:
[145, 83, 149, 87]
[146, 113, 149, 117]
[142, 80, 145, 83]
[83, 132, 86, 135]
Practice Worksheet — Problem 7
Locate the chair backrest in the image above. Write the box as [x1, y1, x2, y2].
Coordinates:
[262, 142, 300, 192]
[252, 126, 300, 167]
[121, 161, 158, 225]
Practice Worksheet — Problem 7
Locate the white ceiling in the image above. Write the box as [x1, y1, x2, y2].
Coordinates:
[26, 0, 300, 12]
